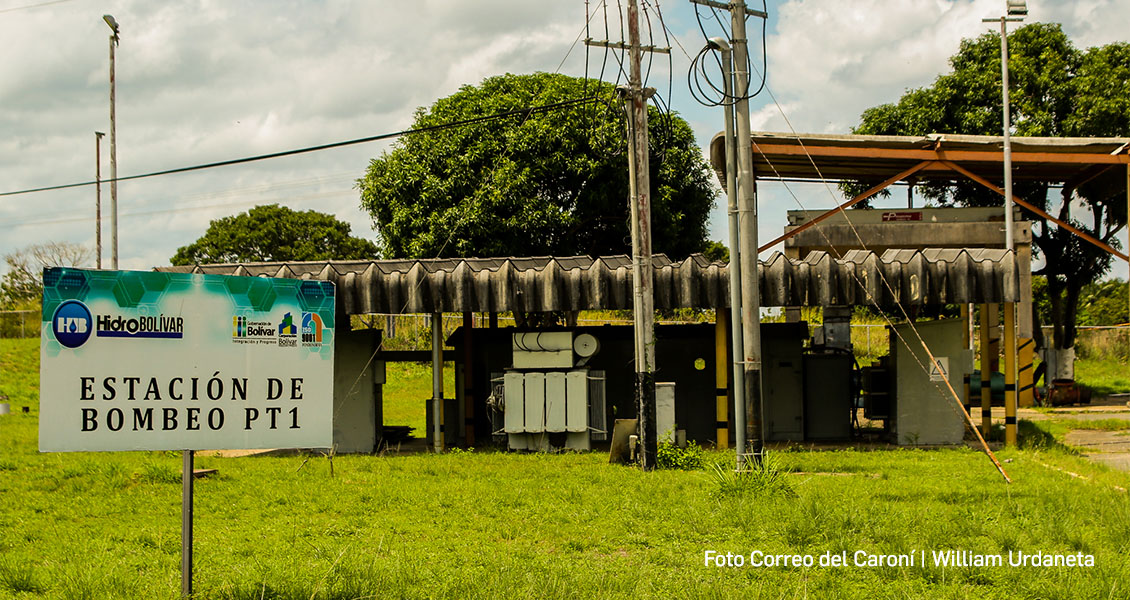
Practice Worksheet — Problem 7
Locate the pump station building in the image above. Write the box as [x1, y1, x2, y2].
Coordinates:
[157, 132, 1129, 454]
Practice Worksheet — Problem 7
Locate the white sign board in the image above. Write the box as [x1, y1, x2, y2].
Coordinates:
[928, 357, 950, 382]
[39, 268, 335, 452]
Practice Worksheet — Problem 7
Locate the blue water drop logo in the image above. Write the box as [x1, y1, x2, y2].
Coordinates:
[52, 300, 93, 349]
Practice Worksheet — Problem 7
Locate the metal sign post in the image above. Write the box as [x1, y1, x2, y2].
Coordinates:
[182, 450, 193, 598]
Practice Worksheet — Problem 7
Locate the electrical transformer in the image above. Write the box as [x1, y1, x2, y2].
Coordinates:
[498, 332, 606, 451]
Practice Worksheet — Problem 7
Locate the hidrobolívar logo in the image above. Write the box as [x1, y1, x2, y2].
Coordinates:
[96, 314, 184, 339]
[278, 312, 298, 347]
[52, 300, 93, 348]
[301, 312, 324, 346]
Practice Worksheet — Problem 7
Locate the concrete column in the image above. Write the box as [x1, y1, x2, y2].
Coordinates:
[1017, 241, 1033, 338]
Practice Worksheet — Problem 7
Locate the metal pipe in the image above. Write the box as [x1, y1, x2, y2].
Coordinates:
[108, 31, 119, 270]
[431, 312, 443, 452]
[95, 132, 104, 269]
[708, 37, 746, 464]
[731, 0, 764, 465]
[181, 450, 193, 598]
[1000, 17, 1014, 253]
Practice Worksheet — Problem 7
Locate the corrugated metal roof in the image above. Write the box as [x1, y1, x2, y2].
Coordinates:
[155, 249, 1017, 313]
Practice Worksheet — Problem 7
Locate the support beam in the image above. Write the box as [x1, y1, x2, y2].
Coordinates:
[431, 312, 444, 452]
[1018, 336, 1035, 408]
[980, 305, 993, 437]
[940, 160, 1129, 262]
[760, 161, 931, 252]
[961, 304, 972, 416]
[987, 303, 1001, 373]
[1004, 302, 1017, 446]
[714, 311, 729, 449]
[463, 312, 475, 447]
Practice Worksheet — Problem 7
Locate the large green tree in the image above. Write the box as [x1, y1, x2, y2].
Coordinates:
[849, 23, 1129, 365]
[358, 72, 716, 260]
[170, 204, 378, 265]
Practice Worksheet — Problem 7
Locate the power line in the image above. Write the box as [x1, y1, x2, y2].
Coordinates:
[0, 0, 77, 14]
[0, 95, 599, 199]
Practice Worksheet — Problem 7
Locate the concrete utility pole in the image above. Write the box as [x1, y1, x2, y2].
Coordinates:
[586, 0, 670, 470]
[104, 15, 120, 270]
[95, 131, 104, 269]
[624, 0, 657, 471]
[728, 0, 769, 466]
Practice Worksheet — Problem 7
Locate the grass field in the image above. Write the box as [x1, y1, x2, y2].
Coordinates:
[3, 338, 1130, 599]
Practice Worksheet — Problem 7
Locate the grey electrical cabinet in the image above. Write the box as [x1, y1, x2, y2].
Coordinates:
[762, 323, 807, 442]
[802, 353, 854, 441]
[890, 319, 970, 445]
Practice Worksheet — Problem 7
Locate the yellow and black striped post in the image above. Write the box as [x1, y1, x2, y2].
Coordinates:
[715, 310, 729, 449]
[979, 304, 993, 436]
[1004, 302, 1017, 446]
[1018, 337, 1035, 407]
[961, 304, 972, 416]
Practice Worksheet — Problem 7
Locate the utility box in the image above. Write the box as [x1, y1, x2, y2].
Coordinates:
[656, 382, 676, 443]
[803, 353, 854, 441]
[763, 322, 807, 442]
[890, 319, 968, 445]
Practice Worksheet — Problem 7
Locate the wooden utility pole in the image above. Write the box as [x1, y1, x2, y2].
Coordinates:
[586, 0, 668, 471]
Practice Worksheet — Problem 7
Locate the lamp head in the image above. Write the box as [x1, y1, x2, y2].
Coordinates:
[1006, 0, 1027, 17]
[103, 14, 120, 35]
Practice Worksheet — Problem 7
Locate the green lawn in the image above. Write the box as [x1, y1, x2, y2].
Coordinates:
[3, 338, 1130, 598]
[1074, 357, 1130, 398]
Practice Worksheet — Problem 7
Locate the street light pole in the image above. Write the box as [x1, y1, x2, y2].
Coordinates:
[104, 15, 120, 270]
[984, 1, 1025, 252]
[984, 1, 1025, 448]
[95, 131, 104, 269]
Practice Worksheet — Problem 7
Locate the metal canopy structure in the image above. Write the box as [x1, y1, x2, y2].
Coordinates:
[709, 131, 1130, 185]
[156, 249, 1018, 312]
[708, 131, 1130, 261]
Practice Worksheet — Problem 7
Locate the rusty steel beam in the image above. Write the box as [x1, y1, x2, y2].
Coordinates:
[751, 142, 1130, 165]
[758, 161, 931, 253]
[940, 160, 1129, 262]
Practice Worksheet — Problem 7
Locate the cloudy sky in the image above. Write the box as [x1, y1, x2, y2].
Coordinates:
[1, 0, 1127, 278]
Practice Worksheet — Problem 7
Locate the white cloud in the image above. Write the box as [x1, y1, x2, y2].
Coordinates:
[0, 0, 1126, 281]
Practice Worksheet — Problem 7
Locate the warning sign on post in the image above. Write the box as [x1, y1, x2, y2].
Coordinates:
[38, 268, 335, 452]
[929, 357, 950, 382]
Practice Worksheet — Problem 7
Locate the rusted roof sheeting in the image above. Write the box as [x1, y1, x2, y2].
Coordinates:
[155, 249, 1017, 313]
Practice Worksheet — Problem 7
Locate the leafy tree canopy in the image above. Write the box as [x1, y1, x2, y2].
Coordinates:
[358, 72, 717, 260]
[848, 23, 1129, 350]
[170, 204, 378, 266]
